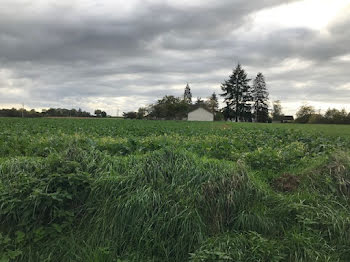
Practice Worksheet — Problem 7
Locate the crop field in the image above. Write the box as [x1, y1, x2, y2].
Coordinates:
[1, 118, 350, 261]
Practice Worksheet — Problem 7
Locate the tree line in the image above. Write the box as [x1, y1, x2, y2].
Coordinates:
[125, 64, 270, 122]
[124, 64, 350, 125]
[295, 105, 350, 124]
[0, 108, 104, 118]
[2, 63, 349, 124]
[123, 87, 222, 121]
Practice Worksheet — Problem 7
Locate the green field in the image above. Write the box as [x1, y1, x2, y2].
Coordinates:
[1, 118, 350, 261]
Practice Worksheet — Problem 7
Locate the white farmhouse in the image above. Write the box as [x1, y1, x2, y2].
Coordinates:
[187, 106, 214, 121]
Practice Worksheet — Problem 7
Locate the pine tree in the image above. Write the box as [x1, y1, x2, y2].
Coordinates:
[183, 83, 192, 104]
[220, 64, 252, 122]
[252, 73, 269, 122]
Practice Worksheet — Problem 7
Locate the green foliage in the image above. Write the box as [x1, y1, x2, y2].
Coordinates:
[272, 100, 283, 121]
[0, 107, 92, 118]
[0, 233, 22, 262]
[123, 111, 138, 119]
[297, 108, 350, 125]
[252, 73, 269, 123]
[0, 146, 94, 261]
[205, 92, 219, 113]
[1, 118, 350, 261]
[190, 232, 285, 262]
[220, 64, 252, 122]
[184, 83, 193, 104]
[148, 95, 190, 120]
[295, 105, 316, 123]
[305, 151, 350, 201]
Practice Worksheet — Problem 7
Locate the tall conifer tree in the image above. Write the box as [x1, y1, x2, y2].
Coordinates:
[183, 83, 192, 104]
[220, 64, 251, 122]
[252, 73, 269, 122]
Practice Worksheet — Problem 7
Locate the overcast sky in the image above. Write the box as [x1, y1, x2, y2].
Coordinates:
[0, 0, 349, 115]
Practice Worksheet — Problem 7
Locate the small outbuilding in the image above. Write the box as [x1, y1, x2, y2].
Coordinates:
[281, 116, 294, 123]
[187, 106, 214, 121]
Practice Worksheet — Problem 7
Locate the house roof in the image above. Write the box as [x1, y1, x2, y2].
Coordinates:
[188, 104, 213, 114]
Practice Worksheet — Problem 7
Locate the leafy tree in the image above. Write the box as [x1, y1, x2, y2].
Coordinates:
[123, 111, 138, 119]
[0, 108, 20, 117]
[205, 92, 219, 113]
[195, 97, 205, 105]
[220, 64, 252, 122]
[272, 100, 283, 121]
[324, 108, 348, 124]
[137, 107, 147, 119]
[148, 95, 190, 120]
[290, 107, 350, 124]
[70, 108, 77, 117]
[94, 109, 102, 117]
[252, 73, 269, 122]
[308, 113, 324, 124]
[184, 83, 192, 104]
[295, 105, 316, 123]
[101, 111, 107, 118]
[29, 109, 36, 115]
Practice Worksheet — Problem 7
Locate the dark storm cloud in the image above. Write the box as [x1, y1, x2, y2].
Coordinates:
[0, 0, 300, 63]
[0, 0, 349, 113]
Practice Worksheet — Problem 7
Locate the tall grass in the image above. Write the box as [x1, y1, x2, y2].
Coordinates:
[1, 119, 350, 261]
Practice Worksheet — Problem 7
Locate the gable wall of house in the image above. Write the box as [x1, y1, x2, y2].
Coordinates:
[188, 108, 213, 121]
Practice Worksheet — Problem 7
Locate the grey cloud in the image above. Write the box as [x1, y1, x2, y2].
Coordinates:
[0, 0, 349, 114]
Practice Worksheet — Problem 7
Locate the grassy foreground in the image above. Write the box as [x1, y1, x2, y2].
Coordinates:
[1, 118, 350, 261]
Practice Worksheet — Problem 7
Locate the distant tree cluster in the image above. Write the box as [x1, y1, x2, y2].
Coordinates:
[45, 108, 92, 117]
[0, 107, 92, 118]
[221, 64, 269, 122]
[147, 96, 190, 120]
[0, 108, 41, 118]
[124, 85, 220, 120]
[125, 65, 271, 122]
[94, 109, 107, 118]
[295, 105, 350, 124]
[122, 108, 146, 119]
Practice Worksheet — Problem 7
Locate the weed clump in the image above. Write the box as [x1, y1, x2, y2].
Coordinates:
[272, 173, 300, 192]
[305, 151, 350, 201]
[80, 149, 253, 261]
[327, 152, 350, 198]
[189, 232, 285, 262]
[199, 167, 255, 233]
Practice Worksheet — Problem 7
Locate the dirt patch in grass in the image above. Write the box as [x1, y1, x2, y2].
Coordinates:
[272, 173, 300, 192]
